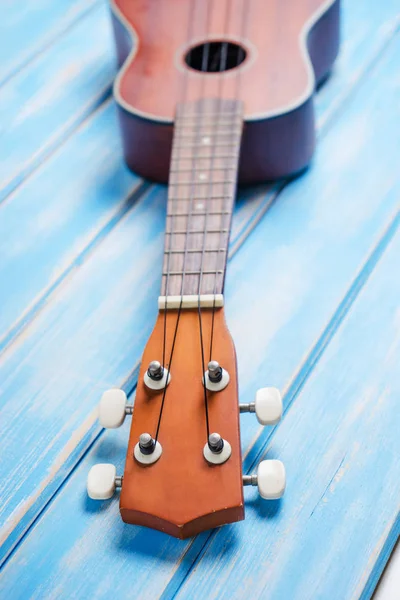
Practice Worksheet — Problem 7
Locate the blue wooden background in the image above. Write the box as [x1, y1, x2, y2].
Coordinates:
[0, 1, 399, 598]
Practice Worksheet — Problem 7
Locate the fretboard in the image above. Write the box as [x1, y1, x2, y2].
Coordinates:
[161, 98, 243, 300]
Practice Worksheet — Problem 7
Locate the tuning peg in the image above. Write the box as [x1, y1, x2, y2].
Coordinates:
[204, 361, 230, 392]
[98, 388, 132, 428]
[243, 460, 286, 499]
[144, 360, 171, 390]
[240, 387, 282, 425]
[87, 464, 123, 500]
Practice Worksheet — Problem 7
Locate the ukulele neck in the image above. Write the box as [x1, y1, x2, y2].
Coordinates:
[159, 98, 243, 310]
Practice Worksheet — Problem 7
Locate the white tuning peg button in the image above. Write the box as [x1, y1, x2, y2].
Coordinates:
[87, 463, 122, 500]
[255, 387, 282, 425]
[257, 460, 286, 499]
[243, 460, 286, 500]
[98, 388, 131, 428]
[240, 387, 282, 425]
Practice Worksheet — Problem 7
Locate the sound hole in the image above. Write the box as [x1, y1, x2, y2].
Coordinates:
[185, 41, 247, 73]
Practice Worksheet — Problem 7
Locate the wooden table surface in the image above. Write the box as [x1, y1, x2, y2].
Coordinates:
[0, 1, 399, 598]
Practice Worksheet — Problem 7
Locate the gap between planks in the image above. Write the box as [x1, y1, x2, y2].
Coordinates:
[0, 0, 102, 89]
[159, 202, 400, 600]
[0, 180, 151, 357]
[1, 0, 398, 364]
[2, 0, 400, 576]
[0, 4, 115, 206]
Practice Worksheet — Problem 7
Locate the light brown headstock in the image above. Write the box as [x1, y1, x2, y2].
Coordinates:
[119, 307, 244, 538]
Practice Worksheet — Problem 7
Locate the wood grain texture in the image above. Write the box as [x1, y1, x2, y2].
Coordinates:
[175, 197, 400, 600]
[374, 543, 400, 600]
[0, 2, 399, 596]
[0, 2, 116, 203]
[0, 0, 100, 85]
[1, 0, 400, 598]
[0, 102, 141, 351]
[115, 0, 335, 118]
[112, 0, 340, 181]
[121, 309, 244, 537]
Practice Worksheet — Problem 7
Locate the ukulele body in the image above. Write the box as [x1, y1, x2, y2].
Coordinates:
[89, 0, 340, 539]
[111, 0, 340, 183]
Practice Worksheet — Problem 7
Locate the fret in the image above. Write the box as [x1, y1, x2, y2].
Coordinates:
[175, 111, 242, 120]
[173, 131, 241, 140]
[170, 154, 238, 166]
[165, 228, 229, 235]
[163, 270, 224, 276]
[166, 201, 233, 216]
[166, 211, 231, 217]
[172, 141, 241, 150]
[166, 213, 231, 236]
[164, 248, 227, 254]
[161, 98, 243, 298]
[167, 193, 232, 201]
[167, 192, 234, 205]
[169, 172, 236, 184]
[171, 153, 236, 166]
[170, 154, 238, 163]
[173, 130, 241, 140]
[168, 179, 235, 187]
[169, 166, 236, 174]
[166, 232, 230, 252]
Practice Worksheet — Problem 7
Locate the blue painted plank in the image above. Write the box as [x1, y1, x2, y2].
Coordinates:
[174, 208, 400, 600]
[1, 0, 399, 361]
[0, 0, 99, 85]
[315, 1, 400, 130]
[0, 172, 277, 566]
[0, 2, 116, 203]
[1, 0, 396, 368]
[1, 12, 400, 594]
[372, 542, 400, 600]
[0, 101, 141, 351]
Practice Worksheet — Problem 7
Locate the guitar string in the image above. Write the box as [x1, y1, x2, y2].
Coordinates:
[197, 0, 248, 442]
[155, 0, 213, 442]
[161, 0, 197, 369]
[155, 0, 199, 442]
[196, 0, 233, 442]
[208, 0, 249, 363]
[156, 0, 247, 443]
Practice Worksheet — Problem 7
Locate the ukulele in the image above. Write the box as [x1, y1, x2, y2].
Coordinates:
[87, 0, 340, 538]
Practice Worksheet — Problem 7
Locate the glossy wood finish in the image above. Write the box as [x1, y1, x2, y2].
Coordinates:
[1, 2, 400, 599]
[121, 308, 244, 537]
[112, 0, 340, 182]
[114, 0, 335, 118]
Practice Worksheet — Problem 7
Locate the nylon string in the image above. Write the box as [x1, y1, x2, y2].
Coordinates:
[155, 0, 248, 443]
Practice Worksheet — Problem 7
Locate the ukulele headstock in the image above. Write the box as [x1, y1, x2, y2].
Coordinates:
[87, 306, 286, 538]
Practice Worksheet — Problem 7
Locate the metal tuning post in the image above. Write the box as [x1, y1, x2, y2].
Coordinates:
[204, 360, 230, 392]
[147, 360, 164, 380]
[203, 433, 232, 465]
[134, 433, 162, 465]
[144, 360, 171, 390]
